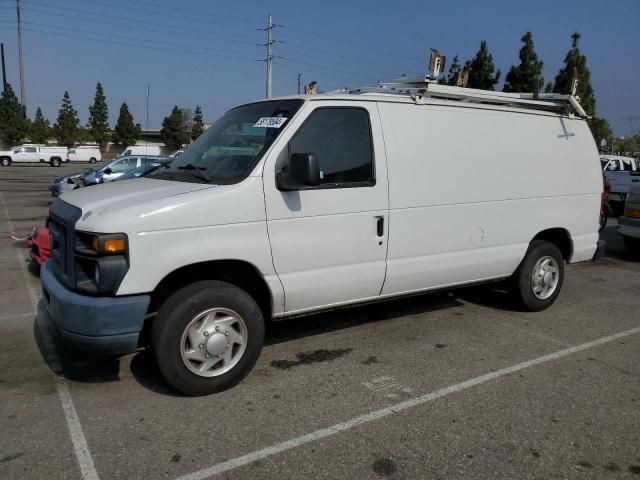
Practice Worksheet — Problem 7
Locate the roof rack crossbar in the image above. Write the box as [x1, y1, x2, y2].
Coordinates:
[348, 78, 588, 118]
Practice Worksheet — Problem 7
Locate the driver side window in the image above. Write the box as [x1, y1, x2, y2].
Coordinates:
[110, 157, 137, 173]
[289, 107, 374, 188]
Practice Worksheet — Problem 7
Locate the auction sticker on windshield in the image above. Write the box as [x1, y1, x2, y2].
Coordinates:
[253, 117, 288, 128]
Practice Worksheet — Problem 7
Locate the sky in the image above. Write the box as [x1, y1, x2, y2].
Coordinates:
[0, 0, 638, 135]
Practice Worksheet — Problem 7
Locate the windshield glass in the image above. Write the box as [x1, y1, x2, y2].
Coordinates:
[152, 99, 304, 184]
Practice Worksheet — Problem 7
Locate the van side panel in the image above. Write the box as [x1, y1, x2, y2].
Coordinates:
[378, 102, 601, 295]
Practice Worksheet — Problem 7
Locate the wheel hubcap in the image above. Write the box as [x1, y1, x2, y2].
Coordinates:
[530, 256, 559, 300]
[180, 307, 247, 377]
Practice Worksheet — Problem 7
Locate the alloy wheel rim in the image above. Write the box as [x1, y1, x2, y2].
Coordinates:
[179, 307, 248, 377]
[530, 256, 559, 300]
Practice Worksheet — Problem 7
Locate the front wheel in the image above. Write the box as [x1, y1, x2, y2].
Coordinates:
[89, 157, 97, 164]
[0, 157, 11, 166]
[511, 240, 564, 312]
[151, 280, 265, 396]
[50, 158, 61, 167]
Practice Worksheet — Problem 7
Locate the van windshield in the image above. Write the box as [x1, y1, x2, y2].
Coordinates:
[152, 99, 304, 184]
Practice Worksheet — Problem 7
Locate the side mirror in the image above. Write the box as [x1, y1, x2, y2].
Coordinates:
[276, 153, 321, 191]
[103, 168, 112, 174]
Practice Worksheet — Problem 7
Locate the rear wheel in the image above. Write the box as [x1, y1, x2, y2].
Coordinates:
[151, 280, 265, 396]
[50, 158, 61, 167]
[89, 157, 97, 164]
[511, 240, 564, 312]
[0, 157, 11, 166]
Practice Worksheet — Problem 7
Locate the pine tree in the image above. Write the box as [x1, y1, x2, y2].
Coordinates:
[553, 32, 609, 143]
[444, 55, 462, 86]
[30, 107, 50, 144]
[553, 32, 595, 114]
[88, 82, 109, 149]
[161, 105, 189, 150]
[467, 41, 501, 90]
[53, 91, 80, 147]
[112, 102, 140, 148]
[191, 105, 204, 141]
[544, 82, 553, 93]
[0, 83, 28, 147]
[503, 32, 544, 93]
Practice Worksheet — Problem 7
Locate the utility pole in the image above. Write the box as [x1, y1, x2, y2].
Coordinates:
[258, 14, 281, 99]
[1, 43, 7, 92]
[297, 73, 301, 95]
[16, 0, 26, 108]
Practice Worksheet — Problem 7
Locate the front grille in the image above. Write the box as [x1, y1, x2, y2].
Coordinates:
[48, 199, 82, 289]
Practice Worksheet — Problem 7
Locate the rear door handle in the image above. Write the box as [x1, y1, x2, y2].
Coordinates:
[376, 216, 384, 237]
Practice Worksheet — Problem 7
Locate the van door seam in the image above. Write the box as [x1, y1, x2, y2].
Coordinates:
[376, 102, 392, 296]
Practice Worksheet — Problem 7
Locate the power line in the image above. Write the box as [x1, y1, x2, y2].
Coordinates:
[19, 5, 260, 48]
[18, 20, 259, 59]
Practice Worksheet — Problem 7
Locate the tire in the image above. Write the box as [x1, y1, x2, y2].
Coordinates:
[89, 157, 97, 164]
[511, 240, 564, 312]
[0, 157, 11, 166]
[624, 237, 640, 256]
[50, 158, 61, 167]
[151, 280, 265, 396]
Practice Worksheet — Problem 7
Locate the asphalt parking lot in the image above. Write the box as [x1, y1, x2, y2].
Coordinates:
[1, 163, 639, 480]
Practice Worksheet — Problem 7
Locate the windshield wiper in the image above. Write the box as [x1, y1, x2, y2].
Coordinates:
[177, 163, 212, 182]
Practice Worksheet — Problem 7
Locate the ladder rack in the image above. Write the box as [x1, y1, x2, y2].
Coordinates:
[347, 77, 588, 118]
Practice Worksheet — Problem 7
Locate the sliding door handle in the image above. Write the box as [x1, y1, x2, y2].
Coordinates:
[376, 216, 384, 237]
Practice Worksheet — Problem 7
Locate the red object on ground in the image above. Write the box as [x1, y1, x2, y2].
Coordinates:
[26, 226, 51, 265]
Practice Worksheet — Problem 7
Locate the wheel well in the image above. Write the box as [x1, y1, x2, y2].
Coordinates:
[149, 260, 273, 319]
[532, 228, 572, 260]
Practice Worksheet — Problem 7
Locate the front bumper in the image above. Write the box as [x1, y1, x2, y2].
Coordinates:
[40, 260, 150, 355]
[618, 215, 640, 240]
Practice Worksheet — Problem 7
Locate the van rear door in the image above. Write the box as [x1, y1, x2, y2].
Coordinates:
[263, 102, 389, 315]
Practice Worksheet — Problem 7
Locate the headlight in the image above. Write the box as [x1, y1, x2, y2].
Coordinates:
[74, 232, 129, 295]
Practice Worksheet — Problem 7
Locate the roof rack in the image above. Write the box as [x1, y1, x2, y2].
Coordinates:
[348, 76, 588, 118]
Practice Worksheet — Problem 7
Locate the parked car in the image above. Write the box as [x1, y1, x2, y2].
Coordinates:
[0, 144, 68, 166]
[41, 83, 604, 396]
[79, 155, 167, 186]
[601, 155, 640, 215]
[115, 157, 173, 181]
[116, 145, 162, 157]
[49, 170, 89, 197]
[618, 183, 640, 255]
[67, 146, 102, 164]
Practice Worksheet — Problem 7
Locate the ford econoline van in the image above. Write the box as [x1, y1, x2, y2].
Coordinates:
[41, 81, 605, 395]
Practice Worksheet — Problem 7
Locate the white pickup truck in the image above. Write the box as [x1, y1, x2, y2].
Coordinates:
[601, 155, 640, 214]
[0, 144, 68, 167]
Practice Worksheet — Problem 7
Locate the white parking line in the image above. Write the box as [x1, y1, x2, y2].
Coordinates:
[0, 312, 35, 321]
[175, 325, 640, 480]
[0, 191, 100, 480]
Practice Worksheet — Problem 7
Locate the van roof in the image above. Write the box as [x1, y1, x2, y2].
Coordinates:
[260, 80, 588, 120]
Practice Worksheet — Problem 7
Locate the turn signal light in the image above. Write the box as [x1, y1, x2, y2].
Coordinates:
[104, 238, 127, 253]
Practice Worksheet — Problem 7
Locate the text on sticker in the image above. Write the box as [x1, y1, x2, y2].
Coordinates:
[254, 117, 288, 128]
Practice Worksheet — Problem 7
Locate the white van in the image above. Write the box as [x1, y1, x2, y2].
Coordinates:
[41, 80, 604, 396]
[117, 145, 162, 157]
[0, 144, 68, 166]
[66, 146, 102, 164]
